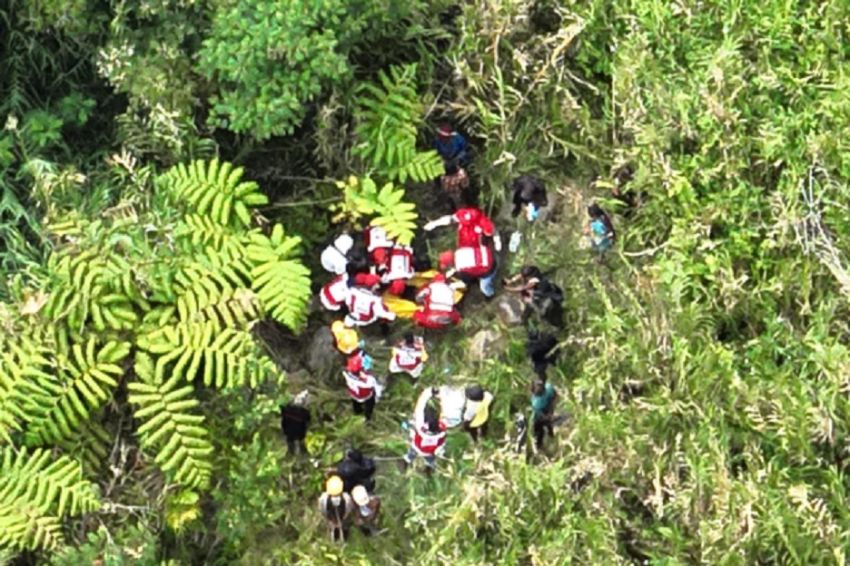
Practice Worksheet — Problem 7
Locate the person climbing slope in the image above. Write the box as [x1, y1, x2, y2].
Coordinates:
[584, 203, 615, 256]
[343, 350, 382, 421]
[433, 123, 470, 170]
[336, 448, 377, 493]
[439, 162, 470, 211]
[280, 390, 310, 456]
[526, 329, 558, 379]
[318, 475, 353, 542]
[403, 387, 448, 475]
[351, 485, 381, 536]
[530, 380, 558, 450]
[462, 384, 493, 442]
[510, 175, 548, 221]
[389, 333, 428, 379]
[503, 266, 564, 327]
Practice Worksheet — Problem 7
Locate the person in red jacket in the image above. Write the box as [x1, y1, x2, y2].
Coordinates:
[438, 244, 497, 298]
[423, 205, 502, 250]
[403, 387, 448, 475]
[373, 244, 415, 296]
[344, 274, 396, 327]
[412, 273, 461, 329]
[343, 350, 382, 420]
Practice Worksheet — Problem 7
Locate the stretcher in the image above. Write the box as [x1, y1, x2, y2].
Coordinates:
[382, 270, 465, 319]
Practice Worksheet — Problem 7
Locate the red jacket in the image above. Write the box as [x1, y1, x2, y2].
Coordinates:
[454, 207, 495, 248]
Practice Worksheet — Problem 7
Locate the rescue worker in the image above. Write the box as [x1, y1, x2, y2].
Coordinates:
[412, 273, 462, 329]
[527, 329, 558, 379]
[373, 243, 415, 296]
[318, 475, 353, 542]
[344, 274, 396, 327]
[351, 485, 381, 536]
[403, 387, 448, 475]
[510, 175, 548, 221]
[319, 273, 351, 312]
[584, 203, 615, 255]
[433, 123, 470, 170]
[530, 380, 558, 450]
[503, 266, 564, 327]
[321, 234, 355, 275]
[462, 384, 493, 442]
[438, 243, 497, 299]
[336, 448, 377, 493]
[331, 320, 360, 355]
[439, 162, 470, 211]
[389, 333, 428, 379]
[424, 203, 502, 250]
[280, 390, 310, 456]
[343, 350, 382, 420]
[364, 225, 395, 264]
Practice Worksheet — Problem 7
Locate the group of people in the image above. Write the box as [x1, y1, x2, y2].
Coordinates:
[279, 123, 617, 542]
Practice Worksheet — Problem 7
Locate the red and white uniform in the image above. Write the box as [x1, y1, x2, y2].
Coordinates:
[379, 245, 414, 295]
[320, 274, 350, 311]
[344, 286, 396, 327]
[442, 246, 494, 278]
[413, 276, 460, 329]
[343, 354, 379, 402]
[411, 424, 447, 456]
[389, 338, 427, 378]
[454, 207, 495, 248]
[365, 225, 394, 262]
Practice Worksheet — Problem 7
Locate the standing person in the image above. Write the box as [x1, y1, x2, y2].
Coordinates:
[343, 351, 382, 420]
[510, 175, 548, 221]
[412, 273, 462, 329]
[424, 203, 502, 250]
[351, 485, 381, 536]
[389, 333, 428, 379]
[584, 203, 615, 255]
[439, 163, 470, 211]
[318, 475, 353, 542]
[336, 449, 377, 493]
[403, 387, 448, 475]
[526, 329, 558, 380]
[321, 234, 355, 275]
[462, 384, 493, 443]
[530, 380, 558, 450]
[433, 123, 470, 170]
[280, 391, 310, 456]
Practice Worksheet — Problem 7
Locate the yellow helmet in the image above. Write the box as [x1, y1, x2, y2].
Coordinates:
[326, 475, 344, 496]
[331, 321, 359, 354]
[351, 485, 369, 506]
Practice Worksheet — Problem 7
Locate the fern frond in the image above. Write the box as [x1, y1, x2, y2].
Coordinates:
[244, 225, 311, 332]
[21, 338, 129, 446]
[136, 321, 272, 388]
[157, 159, 268, 227]
[127, 365, 213, 490]
[0, 335, 54, 444]
[333, 177, 418, 245]
[0, 446, 100, 551]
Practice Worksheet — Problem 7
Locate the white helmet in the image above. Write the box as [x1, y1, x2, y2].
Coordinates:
[351, 485, 370, 506]
[334, 234, 354, 254]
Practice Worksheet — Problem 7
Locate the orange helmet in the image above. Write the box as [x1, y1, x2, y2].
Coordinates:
[438, 251, 455, 271]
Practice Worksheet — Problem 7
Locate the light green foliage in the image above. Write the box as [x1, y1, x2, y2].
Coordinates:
[245, 225, 311, 332]
[354, 64, 444, 182]
[199, 0, 352, 139]
[158, 159, 268, 228]
[332, 176, 418, 245]
[0, 447, 99, 551]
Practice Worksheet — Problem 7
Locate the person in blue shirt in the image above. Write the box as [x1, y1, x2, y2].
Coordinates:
[584, 203, 615, 254]
[530, 380, 558, 449]
[433, 123, 470, 170]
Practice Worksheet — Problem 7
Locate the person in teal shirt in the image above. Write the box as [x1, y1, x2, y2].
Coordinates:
[530, 380, 558, 449]
[585, 203, 615, 254]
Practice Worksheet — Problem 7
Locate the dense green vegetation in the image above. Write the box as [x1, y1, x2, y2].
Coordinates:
[2, 0, 850, 563]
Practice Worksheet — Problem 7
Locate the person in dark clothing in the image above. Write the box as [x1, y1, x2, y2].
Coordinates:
[279, 391, 310, 456]
[511, 175, 548, 220]
[526, 329, 558, 379]
[504, 266, 564, 328]
[433, 123, 470, 170]
[336, 449, 377, 493]
[530, 380, 558, 449]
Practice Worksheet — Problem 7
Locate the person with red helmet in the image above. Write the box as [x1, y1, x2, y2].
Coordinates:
[402, 387, 448, 475]
[344, 273, 397, 327]
[343, 349, 383, 421]
[373, 244, 414, 296]
[412, 273, 462, 329]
